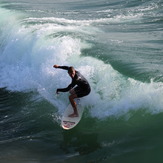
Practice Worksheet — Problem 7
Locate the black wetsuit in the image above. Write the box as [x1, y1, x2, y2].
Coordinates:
[56, 66, 91, 98]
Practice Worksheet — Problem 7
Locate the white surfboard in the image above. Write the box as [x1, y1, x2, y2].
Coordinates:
[61, 99, 84, 130]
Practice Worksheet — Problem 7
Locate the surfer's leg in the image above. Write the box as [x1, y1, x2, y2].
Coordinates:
[69, 94, 78, 117]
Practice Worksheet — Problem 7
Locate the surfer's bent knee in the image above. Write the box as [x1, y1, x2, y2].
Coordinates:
[69, 94, 77, 100]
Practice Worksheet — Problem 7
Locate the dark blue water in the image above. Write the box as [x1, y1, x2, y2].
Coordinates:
[0, 0, 163, 162]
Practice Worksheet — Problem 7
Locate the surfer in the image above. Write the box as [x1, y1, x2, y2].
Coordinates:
[53, 65, 91, 117]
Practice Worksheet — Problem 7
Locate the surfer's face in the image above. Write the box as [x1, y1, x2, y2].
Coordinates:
[68, 70, 75, 78]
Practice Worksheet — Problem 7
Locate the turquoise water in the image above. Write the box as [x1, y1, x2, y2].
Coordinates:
[0, 0, 163, 162]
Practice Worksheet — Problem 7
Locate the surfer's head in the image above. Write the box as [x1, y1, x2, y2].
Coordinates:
[68, 67, 75, 78]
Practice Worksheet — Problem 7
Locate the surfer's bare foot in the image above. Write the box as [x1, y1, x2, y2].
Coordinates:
[69, 113, 78, 117]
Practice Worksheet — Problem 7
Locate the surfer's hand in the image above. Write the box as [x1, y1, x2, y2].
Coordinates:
[56, 90, 59, 94]
[53, 65, 59, 68]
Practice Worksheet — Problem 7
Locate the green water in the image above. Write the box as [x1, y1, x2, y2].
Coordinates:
[0, 0, 163, 162]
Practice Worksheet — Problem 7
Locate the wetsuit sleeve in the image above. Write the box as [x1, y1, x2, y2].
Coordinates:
[57, 85, 72, 92]
[57, 81, 76, 92]
[57, 66, 69, 70]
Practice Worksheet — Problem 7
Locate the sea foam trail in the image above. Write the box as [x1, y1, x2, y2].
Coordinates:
[0, 7, 162, 118]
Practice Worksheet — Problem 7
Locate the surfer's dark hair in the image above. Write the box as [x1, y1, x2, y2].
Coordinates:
[68, 67, 75, 74]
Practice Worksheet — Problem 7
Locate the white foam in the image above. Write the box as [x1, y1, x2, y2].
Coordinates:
[88, 68, 163, 119]
[25, 10, 143, 27]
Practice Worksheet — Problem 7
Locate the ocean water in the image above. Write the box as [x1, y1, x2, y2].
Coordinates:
[0, 0, 163, 162]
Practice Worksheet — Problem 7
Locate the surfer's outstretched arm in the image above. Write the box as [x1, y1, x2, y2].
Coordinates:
[53, 65, 69, 70]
